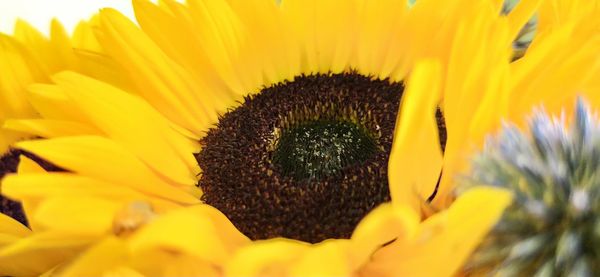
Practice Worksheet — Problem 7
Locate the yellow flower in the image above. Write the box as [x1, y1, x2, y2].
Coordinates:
[0, 0, 553, 276]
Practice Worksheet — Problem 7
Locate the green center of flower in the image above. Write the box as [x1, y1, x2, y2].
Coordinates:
[272, 120, 378, 181]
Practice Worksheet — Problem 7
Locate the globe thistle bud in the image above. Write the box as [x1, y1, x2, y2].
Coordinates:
[459, 99, 600, 276]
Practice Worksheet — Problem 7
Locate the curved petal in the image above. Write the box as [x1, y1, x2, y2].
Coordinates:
[4, 119, 102, 138]
[362, 186, 512, 277]
[15, 136, 200, 205]
[0, 231, 94, 277]
[388, 60, 443, 212]
[98, 7, 227, 135]
[52, 71, 199, 186]
[128, 205, 249, 265]
[57, 237, 131, 277]
[350, 203, 419, 265]
[0, 213, 30, 241]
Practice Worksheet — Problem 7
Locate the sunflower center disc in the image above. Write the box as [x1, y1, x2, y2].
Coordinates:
[273, 120, 378, 181]
[197, 73, 417, 243]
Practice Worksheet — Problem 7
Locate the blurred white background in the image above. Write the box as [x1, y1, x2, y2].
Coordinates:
[0, 0, 136, 34]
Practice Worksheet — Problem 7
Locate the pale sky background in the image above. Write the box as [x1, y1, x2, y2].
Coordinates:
[0, 0, 137, 35]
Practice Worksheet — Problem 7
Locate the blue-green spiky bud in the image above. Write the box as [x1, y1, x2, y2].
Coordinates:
[458, 99, 600, 276]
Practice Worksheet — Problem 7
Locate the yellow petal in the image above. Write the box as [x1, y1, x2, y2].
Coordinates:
[354, 0, 409, 79]
[13, 156, 48, 231]
[27, 84, 89, 123]
[0, 213, 30, 240]
[4, 119, 102, 138]
[0, 231, 93, 277]
[58, 237, 129, 277]
[52, 71, 199, 186]
[48, 19, 76, 71]
[17, 155, 47, 174]
[183, 0, 249, 93]
[15, 136, 200, 205]
[388, 59, 443, 212]
[364, 186, 512, 277]
[2, 173, 181, 213]
[32, 196, 122, 235]
[288, 240, 353, 277]
[0, 34, 43, 152]
[315, 0, 355, 74]
[98, 8, 223, 135]
[225, 239, 309, 277]
[101, 266, 146, 277]
[282, 0, 355, 74]
[133, 0, 239, 103]
[128, 205, 249, 265]
[228, 0, 301, 87]
[12, 20, 58, 73]
[350, 203, 419, 265]
[71, 17, 103, 52]
[227, 239, 356, 277]
[131, 247, 221, 277]
[435, 9, 512, 208]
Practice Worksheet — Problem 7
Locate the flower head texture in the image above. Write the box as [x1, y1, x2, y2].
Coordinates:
[459, 99, 600, 276]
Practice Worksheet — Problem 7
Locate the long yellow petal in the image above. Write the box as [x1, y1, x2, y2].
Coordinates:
[15, 136, 200, 204]
[2, 173, 181, 213]
[98, 8, 221, 136]
[32, 196, 121, 235]
[228, 0, 301, 87]
[133, 0, 239, 102]
[4, 119, 102, 138]
[388, 59, 443, 212]
[52, 71, 199, 186]
[354, 0, 408, 79]
[27, 84, 89, 123]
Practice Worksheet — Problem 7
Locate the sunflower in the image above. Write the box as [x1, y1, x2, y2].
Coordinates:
[0, 0, 551, 276]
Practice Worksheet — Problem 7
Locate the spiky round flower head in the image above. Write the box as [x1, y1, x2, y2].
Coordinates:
[458, 99, 600, 276]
